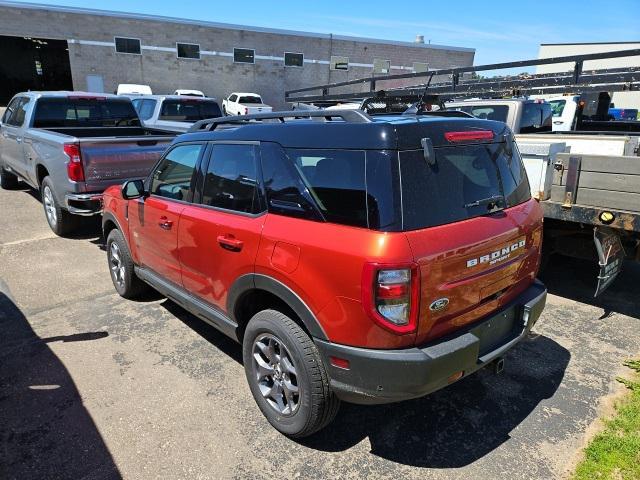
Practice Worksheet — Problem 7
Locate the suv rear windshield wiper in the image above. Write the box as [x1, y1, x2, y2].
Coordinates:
[464, 194, 506, 210]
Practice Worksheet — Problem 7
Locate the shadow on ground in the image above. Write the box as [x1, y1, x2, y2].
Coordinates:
[157, 297, 569, 468]
[18, 186, 103, 241]
[541, 254, 640, 319]
[0, 288, 121, 480]
[299, 334, 569, 467]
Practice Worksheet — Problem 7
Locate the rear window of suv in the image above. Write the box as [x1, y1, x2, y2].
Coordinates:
[33, 97, 140, 128]
[159, 100, 222, 121]
[400, 143, 530, 230]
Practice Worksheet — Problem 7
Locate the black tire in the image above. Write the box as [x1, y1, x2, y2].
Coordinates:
[243, 310, 340, 438]
[0, 167, 19, 189]
[222, 105, 227, 116]
[106, 229, 149, 299]
[40, 176, 80, 236]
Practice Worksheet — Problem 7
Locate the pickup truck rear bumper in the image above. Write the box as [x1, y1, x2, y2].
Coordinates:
[65, 192, 103, 216]
[315, 280, 547, 405]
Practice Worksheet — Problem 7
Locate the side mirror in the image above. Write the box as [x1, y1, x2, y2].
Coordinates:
[122, 179, 146, 200]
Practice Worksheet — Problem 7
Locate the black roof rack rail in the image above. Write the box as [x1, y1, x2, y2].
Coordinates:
[285, 48, 640, 104]
[188, 109, 373, 132]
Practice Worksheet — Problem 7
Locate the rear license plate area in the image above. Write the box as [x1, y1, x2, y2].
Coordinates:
[475, 307, 520, 357]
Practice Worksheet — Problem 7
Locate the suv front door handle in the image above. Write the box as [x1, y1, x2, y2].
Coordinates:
[158, 216, 173, 230]
[217, 234, 243, 252]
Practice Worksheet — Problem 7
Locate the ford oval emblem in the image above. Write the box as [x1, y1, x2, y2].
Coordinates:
[429, 298, 449, 312]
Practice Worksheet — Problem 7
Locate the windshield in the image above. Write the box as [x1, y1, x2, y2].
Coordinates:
[159, 100, 222, 121]
[549, 100, 566, 117]
[450, 105, 509, 123]
[240, 96, 262, 104]
[400, 143, 530, 230]
[33, 97, 140, 128]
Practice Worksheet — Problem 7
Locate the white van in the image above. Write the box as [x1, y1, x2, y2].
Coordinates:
[116, 84, 153, 96]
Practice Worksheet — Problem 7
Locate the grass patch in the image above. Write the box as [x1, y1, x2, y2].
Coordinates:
[573, 360, 640, 480]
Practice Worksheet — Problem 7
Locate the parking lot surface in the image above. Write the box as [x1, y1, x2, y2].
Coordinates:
[1, 185, 639, 480]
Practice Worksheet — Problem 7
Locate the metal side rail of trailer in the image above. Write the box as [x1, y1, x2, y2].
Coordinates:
[542, 152, 640, 296]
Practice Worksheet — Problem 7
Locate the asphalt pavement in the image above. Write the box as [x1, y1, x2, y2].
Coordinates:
[1, 183, 639, 479]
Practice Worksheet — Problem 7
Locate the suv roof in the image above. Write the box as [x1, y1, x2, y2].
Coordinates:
[136, 95, 218, 101]
[179, 115, 509, 150]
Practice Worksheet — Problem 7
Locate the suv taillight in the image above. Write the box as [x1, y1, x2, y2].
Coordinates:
[64, 143, 84, 182]
[244, 107, 249, 115]
[362, 263, 420, 334]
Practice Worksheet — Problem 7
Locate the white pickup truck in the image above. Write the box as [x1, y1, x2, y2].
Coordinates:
[222, 93, 272, 116]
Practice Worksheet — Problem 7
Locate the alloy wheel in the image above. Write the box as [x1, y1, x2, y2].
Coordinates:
[43, 186, 57, 227]
[252, 333, 300, 416]
[109, 242, 126, 289]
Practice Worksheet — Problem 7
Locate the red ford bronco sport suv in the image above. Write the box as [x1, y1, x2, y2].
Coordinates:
[102, 110, 546, 437]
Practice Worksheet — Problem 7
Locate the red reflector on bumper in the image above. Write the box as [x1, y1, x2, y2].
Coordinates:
[330, 356, 350, 370]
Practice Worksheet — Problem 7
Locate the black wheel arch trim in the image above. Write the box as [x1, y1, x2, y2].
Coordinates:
[102, 211, 125, 239]
[228, 273, 328, 341]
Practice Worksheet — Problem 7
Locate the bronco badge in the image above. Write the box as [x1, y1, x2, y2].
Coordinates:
[429, 298, 450, 312]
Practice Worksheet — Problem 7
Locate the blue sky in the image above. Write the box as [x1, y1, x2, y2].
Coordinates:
[18, 0, 640, 66]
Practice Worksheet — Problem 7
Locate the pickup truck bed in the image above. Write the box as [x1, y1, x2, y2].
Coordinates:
[0, 92, 176, 236]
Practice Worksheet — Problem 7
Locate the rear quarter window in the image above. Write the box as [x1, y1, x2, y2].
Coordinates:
[282, 148, 402, 230]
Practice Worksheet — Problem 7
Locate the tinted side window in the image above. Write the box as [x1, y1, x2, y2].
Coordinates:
[5, 97, 28, 126]
[520, 103, 552, 133]
[260, 142, 319, 220]
[12, 98, 29, 126]
[454, 105, 509, 123]
[229, 94, 238, 102]
[365, 150, 402, 231]
[137, 99, 156, 121]
[201, 144, 262, 214]
[150, 144, 202, 201]
[2, 97, 21, 124]
[285, 149, 367, 228]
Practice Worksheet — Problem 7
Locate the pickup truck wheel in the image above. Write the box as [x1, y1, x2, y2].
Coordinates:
[41, 177, 79, 236]
[222, 105, 227, 115]
[0, 167, 19, 189]
[106, 229, 148, 299]
[243, 310, 340, 438]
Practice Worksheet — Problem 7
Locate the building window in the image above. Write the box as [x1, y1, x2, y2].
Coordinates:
[330, 56, 349, 71]
[373, 59, 390, 75]
[413, 62, 429, 73]
[177, 43, 200, 60]
[114, 37, 141, 55]
[284, 52, 304, 67]
[234, 48, 255, 64]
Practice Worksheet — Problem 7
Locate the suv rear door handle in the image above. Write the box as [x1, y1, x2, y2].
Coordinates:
[217, 234, 243, 252]
[158, 216, 173, 230]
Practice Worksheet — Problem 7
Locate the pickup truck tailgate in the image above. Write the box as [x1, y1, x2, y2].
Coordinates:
[79, 137, 172, 190]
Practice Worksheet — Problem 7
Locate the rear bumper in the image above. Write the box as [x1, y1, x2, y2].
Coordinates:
[65, 192, 103, 216]
[316, 280, 547, 405]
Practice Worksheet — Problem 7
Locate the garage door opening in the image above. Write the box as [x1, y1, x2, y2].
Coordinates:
[0, 35, 73, 105]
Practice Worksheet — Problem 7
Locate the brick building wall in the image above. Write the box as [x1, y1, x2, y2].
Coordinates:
[0, 2, 475, 109]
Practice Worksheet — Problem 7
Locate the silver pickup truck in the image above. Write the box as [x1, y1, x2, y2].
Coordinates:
[0, 92, 176, 235]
